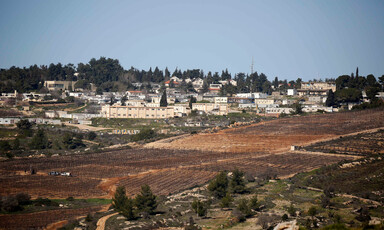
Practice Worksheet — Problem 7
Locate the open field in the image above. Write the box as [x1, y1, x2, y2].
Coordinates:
[145, 108, 384, 153]
[0, 205, 105, 230]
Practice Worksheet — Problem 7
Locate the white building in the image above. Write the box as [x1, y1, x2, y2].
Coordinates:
[287, 89, 297, 96]
[214, 97, 228, 104]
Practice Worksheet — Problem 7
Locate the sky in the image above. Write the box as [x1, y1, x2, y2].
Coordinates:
[0, 0, 383, 81]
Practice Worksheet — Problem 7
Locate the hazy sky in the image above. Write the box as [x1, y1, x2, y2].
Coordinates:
[0, 0, 383, 81]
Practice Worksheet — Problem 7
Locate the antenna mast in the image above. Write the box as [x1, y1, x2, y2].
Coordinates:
[250, 57, 254, 74]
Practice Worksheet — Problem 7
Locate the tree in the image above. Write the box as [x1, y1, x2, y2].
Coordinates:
[325, 90, 336, 107]
[249, 195, 259, 210]
[0, 140, 12, 152]
[189, 96, 197, 109]
[335, 88, 362, 103]
[292, 103, 302, 114]
[230, 169, 247, 194]
[62, 133, 85, 149]
[121, 95, 127, 106]
[378, 75, 384, 91]
[365, 86, 380, 102]
[16, 119, 32, 136]
[16, 119, 32, 130]
[160, 90, 168, 107]
[220, 193, 233, 208]
[134, 184, 157, 215]
[308, 206, 317, 218]
[87, 131, 97, 141]
[273, 76, 279, 89]
[237, 198, 252, 217]
[191, 199, 208, 217]
[112, 186, 135, 220]
[201, 80, 209, 94]
[29, 129, 49, 149]
[208, 172, 228, 199]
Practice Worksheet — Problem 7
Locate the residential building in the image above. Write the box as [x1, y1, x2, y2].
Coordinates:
[101, 105, 174, 119]
[192, 103, 228, 115]
[44, 81, 77, 91]
[214, 97, 228, 104]
[254, 99, 275, 105]
[287, 89, 297, 96]
[173, 104, 191, 117]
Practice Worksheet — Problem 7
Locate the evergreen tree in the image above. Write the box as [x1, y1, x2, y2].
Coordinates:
[134, 184, 157, 215]
[201, 80, 209, 94]
[230, 169, 247, 194]
[189, 96, 197, 109]
[30, 129, 49, 149]
[191, 199, 209, 217]
[273, 76, 279, 89]
[112, 186, 135, 220]
[160, 90, 168, 107]
[208, 172, 228, 199]
[325, 90, 336, 107]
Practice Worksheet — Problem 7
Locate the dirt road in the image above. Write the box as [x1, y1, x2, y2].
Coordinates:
[64, 122, 111, 131]
[96, 212, 118, 230]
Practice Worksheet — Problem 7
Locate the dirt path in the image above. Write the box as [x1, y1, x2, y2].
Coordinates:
[64, 104, 87, 112]
[96, 212, 118, 230]
[64, 122, 111, 131]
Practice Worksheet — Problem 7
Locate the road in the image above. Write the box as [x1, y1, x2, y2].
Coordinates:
[96, 212, 118, 230]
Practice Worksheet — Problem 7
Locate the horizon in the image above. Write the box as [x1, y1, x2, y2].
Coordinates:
[1, 0, 384, 81]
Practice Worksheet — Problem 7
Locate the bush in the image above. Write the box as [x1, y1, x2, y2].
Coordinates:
[1, 196, 22, 212]
[66, 196, 75, 201]
[282, 213, 288, 221]
[87, 131, 97, 140]
[34, 197, 59, 207]
[220, 193, 233, 208]
[0, 140, 12, 152]
[237, 198, 252, 217]
[15, 193, 31, 205]
[131, 128, 156, 142]
[29, 129, 49, 149]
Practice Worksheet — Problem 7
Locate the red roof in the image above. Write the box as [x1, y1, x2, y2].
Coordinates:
[165, 80, 180, 84]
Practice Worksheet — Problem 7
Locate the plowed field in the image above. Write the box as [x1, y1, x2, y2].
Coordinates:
[1, 108, 383, 229]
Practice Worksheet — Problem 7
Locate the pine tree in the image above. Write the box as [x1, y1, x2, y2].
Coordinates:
[325, 90, 336, 107]
[208, 172, 228, 199]
[29, 129, 49, 149]
[112, 186, 135, 220]
[160, 90, 168, 107]
[134, 184, 157, 215]
[230, 169, 247, 194]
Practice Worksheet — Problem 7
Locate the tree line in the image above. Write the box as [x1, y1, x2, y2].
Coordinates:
[0, 57, 299, 94]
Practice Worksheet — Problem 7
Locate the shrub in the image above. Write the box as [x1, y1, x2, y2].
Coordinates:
[131, 128, 156, 142]
[87, 131, 97, 140]
[15, 193, 31, 205]
[237, 198, 252, 217]
[29, 129, 49, 149]
[0, 140, 12, 152]
[220, 193, 233, 208]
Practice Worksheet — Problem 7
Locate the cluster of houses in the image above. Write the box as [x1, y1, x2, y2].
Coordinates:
[5, 77, 381, 125]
